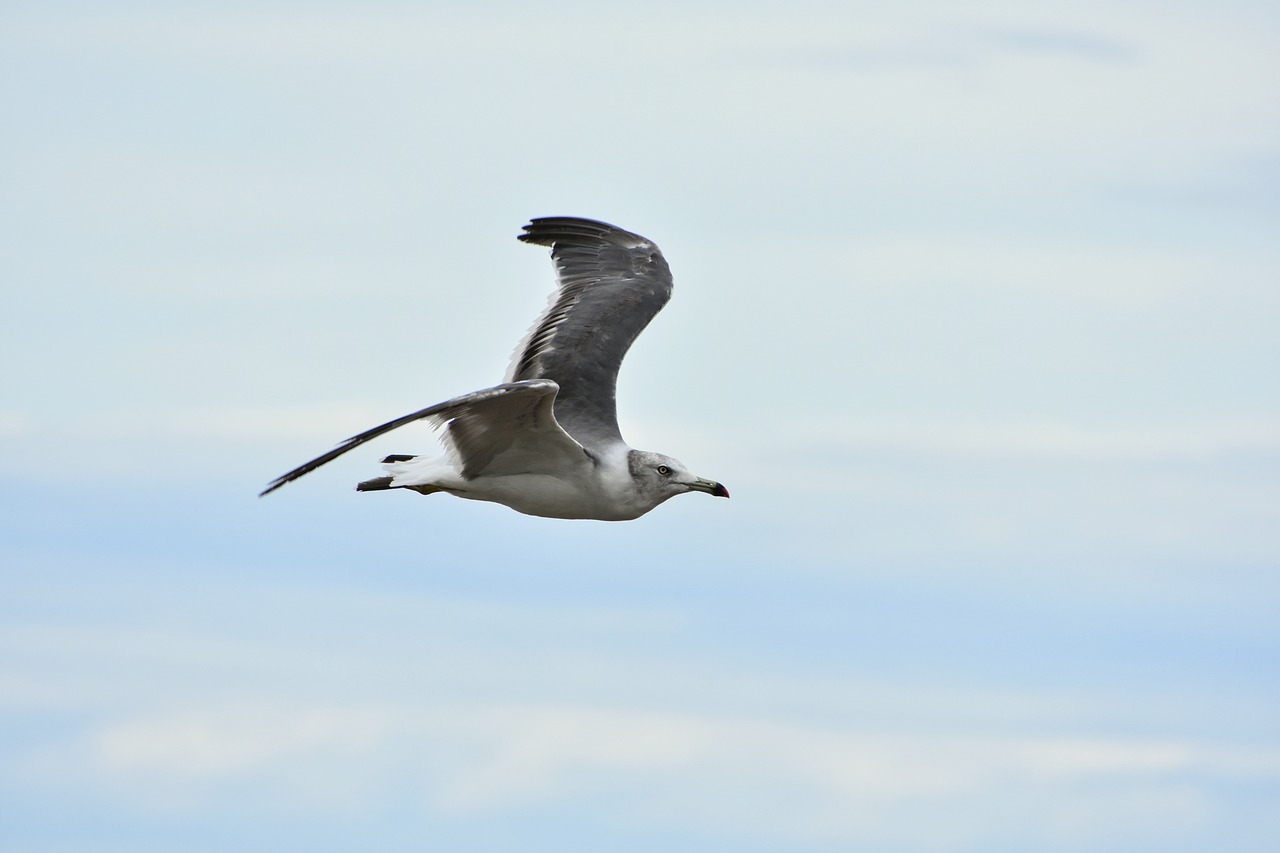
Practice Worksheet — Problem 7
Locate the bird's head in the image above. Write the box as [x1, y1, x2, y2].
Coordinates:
[628, 450, 730, 508]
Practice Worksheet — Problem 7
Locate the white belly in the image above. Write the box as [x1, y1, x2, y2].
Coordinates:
[448, 472, 644, 520]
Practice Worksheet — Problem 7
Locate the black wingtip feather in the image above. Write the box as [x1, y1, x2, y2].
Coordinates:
[518, 216, 642, 248]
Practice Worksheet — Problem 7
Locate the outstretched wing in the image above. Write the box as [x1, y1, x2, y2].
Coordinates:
[259, 380, 585, 496]
[511, 217, 673, 453]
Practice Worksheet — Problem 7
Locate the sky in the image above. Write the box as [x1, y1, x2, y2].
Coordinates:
[1, 1, 1278, 851]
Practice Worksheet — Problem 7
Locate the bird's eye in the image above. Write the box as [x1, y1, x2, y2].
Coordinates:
[657, 465, 671, 476]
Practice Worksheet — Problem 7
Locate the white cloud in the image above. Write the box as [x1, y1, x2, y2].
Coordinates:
[86, 403, 405, 445]
[827, 237, 1277, 306]
[66, 700, 1279, 846]
[7, 571, 1278, 848]
[0, 411, 32, 438]
[794, 416, 1280, 461]
[643, 413, 1280, 467]
[94, 703, 398, 778]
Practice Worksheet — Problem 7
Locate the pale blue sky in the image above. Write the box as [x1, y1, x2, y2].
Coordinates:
[2, 2, 1278, 851]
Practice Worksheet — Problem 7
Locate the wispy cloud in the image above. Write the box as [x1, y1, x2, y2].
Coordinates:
[779, 24, 1135, 74]
[823, 237, 1278, 306]
[986, 28, 1136, 63]
[795, 417, 1280, 461]
[84, 403, 405, 444]
[6, 557, 1278, 849]
[51, 699, 1275, 846]
[0, 412, 32, 439]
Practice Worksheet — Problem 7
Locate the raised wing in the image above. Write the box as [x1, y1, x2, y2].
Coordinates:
[259, 380, 585, 496]
[511, 217, 673, 452]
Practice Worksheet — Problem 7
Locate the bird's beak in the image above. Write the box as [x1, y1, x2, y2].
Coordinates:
[689, 477, 730, 498]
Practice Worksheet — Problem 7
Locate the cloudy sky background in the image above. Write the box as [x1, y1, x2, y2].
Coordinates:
[2, 1, 1278, 851]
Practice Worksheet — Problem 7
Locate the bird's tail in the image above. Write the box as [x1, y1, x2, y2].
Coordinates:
[356, 453, 417, 491]
[356, 454, 448, 495]
[356, 476, 394, 491]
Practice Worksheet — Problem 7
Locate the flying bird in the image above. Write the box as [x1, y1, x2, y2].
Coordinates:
[260, 217, 729, 520]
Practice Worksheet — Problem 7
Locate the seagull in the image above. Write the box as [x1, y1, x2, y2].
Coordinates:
[260, 216, 729, 520]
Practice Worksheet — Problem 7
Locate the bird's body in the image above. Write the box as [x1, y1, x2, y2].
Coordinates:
[261, 217, 728, 520]
[374, 441, 658, 521]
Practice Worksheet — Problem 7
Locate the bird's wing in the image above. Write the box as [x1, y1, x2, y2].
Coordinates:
[509, 217, 673, 453]
[259, 380, 585, 496]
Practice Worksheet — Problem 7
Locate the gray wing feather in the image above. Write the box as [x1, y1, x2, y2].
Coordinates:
[439, 380, 587, 477]
[259, 380, 582, 496]
[510, 217, 673, 452]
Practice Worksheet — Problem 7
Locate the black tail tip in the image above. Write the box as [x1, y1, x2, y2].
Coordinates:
[356, 476, 394, 492]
